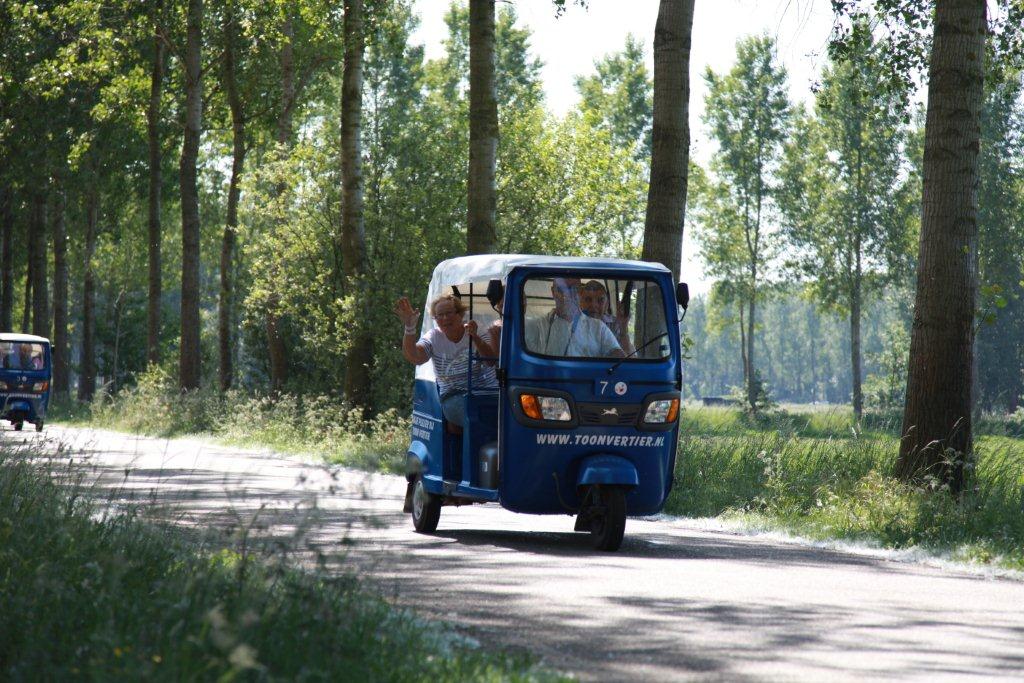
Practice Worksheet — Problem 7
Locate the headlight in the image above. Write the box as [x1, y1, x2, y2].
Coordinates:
[0, 381, 6, 390]
[32, 381, 48, 392]
[519, 394, 572, 421]
[644, 398, 679, 424]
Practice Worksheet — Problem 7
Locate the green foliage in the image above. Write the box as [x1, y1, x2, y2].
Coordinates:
[0, 445, 557, 680]
[778, 24, 915, 313]
[693, 34, 790, 409]
[862, 319, 909, 410]
[975, 71, 1024, 412]
[575, 34, 652, 159]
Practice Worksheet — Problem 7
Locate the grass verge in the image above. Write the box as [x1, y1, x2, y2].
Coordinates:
[669, 407, 1024, 571]
[0, 442, 557, 680]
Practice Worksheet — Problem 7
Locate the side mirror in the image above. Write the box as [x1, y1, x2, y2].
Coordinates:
[676, 282, 690, 310]
[486, 279, 504, 307]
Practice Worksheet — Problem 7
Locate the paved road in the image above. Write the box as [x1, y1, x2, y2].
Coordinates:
[18, 425, 1024, 681]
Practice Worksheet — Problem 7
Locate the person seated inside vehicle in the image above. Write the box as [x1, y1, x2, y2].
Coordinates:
[394, 294, 499, 428]
[579, 280, 635, 355]
[4, 343, 42, 370]
[524, 278, 624, 359]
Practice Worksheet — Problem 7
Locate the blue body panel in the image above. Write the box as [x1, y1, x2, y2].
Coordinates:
[405, 262, 682, 517]
[0, 343, 52, 425]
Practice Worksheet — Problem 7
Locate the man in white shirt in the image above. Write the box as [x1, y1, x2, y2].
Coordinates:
[525, 278, 625, 358]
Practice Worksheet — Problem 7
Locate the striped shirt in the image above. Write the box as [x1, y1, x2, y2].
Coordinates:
[418, 328, 498, 397]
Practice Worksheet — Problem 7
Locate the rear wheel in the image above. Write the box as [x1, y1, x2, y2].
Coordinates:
[34, 421, 43, 432]
[411, 476, 441, 533]
[13, 421, 23, 432]
[589, 485, 626, 551]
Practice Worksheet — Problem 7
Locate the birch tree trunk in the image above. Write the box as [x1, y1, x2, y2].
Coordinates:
[340, 0, 373, 410]
[896, 0, 987, 494]
[641, 0, 695, 283]
[466, 0, 497, 254]
[178, 0, 203, 390]
[147, 3, 165, 366]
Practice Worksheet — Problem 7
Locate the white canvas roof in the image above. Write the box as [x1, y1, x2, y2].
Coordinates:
[0, 333, 50, 344]
[425, 254, 667, 305]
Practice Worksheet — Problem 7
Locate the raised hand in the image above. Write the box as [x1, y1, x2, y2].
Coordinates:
[464, 319, 479, 337]
[394, 297, 420, 327]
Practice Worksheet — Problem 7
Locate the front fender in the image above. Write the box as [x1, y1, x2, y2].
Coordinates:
[576, 454, 639, 489]
[405, 440, 430, 481]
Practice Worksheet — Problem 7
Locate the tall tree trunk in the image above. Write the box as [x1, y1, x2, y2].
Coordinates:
[21, 260, 31, 334]
[0, 184, 12, 331]
[746, 297, 756, 409]
[30, 192, 48, 339]
[641, 0, 695, 283]
[147, 5, 165, 366]
[340, 0, 373, 410]
[466, 0, 497, 254]
[896, 0, 986, 494]
[220, 4, 245, 392]
[178, 0, 203, 390]
[79, 189, 97, 401]
[850, 281, 863, 421]
[265, 15, 294, 393]
[850, 231, 864, 421]
[51, 180, 69, 396]
[738, 303, 747, 388]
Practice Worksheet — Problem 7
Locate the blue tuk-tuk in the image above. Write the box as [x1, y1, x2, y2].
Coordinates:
[404, 255, 689, 551]
[0, 333, 52, 432]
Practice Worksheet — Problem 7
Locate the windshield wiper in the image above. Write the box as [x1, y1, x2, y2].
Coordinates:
[607, 332, 668, 375]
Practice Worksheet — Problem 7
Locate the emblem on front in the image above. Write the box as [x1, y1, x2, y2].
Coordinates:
[614, 381, 627, 396]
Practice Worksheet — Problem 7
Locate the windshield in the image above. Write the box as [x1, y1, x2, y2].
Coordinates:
[0, 342, 47, 370]
[522, 275, 671, 360]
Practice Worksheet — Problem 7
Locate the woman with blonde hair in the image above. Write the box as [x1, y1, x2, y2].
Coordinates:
[394, 293, 498, 427]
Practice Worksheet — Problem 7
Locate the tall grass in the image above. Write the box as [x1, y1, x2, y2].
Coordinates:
[54, 367, 410, 473]
[670, 407, 1024, 570]
[0, 443, 556, 680]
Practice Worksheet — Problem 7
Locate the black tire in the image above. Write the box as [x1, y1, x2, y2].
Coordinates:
[411, 476, 441, 533]
[13, 421, 23, 432]
[590, 486, 627, 551]
[35, 421, 43, 432]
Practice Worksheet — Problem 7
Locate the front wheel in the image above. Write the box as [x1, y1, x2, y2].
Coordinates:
[13, 421, 23, 432]
[589, 485, 627, 551]
[35, 421, 43, 432]
[411, 476, 441, 533]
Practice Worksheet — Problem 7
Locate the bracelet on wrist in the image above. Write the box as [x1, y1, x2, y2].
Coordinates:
[404, 324, 417, 335]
